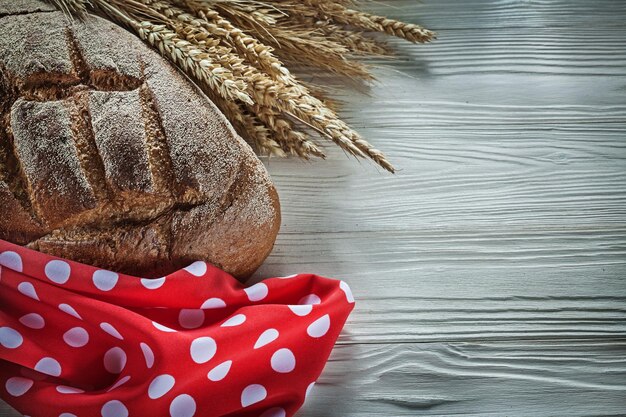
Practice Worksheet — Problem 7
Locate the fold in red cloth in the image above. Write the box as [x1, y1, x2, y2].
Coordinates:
[0, 239, 354, 417]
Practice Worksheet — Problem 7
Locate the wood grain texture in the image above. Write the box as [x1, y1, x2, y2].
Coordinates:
[263, 1, 626, 415]
[2, 0, 626, 416]
[379, 0, 626, 30]
[299, 341, 626, 416]
[257, 228, 626, 343]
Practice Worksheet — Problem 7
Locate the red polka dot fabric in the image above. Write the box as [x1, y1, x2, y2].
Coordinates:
[0, 239, 355, 417]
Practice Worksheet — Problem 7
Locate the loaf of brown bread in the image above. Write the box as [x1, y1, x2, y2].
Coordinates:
[0, 1, 280, 279]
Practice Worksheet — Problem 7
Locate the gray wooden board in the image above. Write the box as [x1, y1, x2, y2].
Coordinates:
[2, 0, 626, 416]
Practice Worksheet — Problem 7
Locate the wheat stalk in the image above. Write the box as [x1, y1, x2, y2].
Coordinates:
[138, 23, 253, 104]
[185, 1, 293, 82]
[47, 0, 436, 173]
[303, 1, 436, 43]
[252, 104, 325, 158]
[49, 0, 90, 16]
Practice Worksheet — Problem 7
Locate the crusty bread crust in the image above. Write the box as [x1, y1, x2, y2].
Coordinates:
[0, 3, 280, 279]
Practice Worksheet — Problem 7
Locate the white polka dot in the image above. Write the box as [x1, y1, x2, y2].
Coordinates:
[103, 347, 127, 374]
[0, 327, 23, 348]
[59, 304, 82, 320]
[241, 384, 267, 407]
[101, 400, 128, 417]
[107, 375, 131, 392]
[63, 327, 89, 347]
[5, 377, 33, 397]
[184, 261, 207, 277]
[178, 309, 204, 329]
[19, 313, 45, 329]
[152, 321, 176, 332]
[244, 283, 268, 302]
[93, 270, 118, 291]
[220, 314, 246, 327]
[254, 329, 279, 349]
[307, 314, 331, 338]
[339, 281, 355, 303]
[56, 385, 84, 394]
[60, 413, 77, 417]
[34, 357, 61, 376]
[271, 348, 296, 373]
[260, 407, 287, 417]
[190, 337, 217, 364]
[141, 277, 165, 289]
[17, 282, 39, 300]
[140, 342, 155, 368]
[148, 374, 175, 399]
[170, 394, 196, 417]
[288, 304, 312, 316]
[44, 260, 71, 284]
[0, 251, 22, 272]
[279, 274, 298, 279]
[305, 382, 315, 399]
[200, 298, 226, 309]
[100, 322, 123, 340]
[207, 360, 232, 382]
[299, 294, 321, 305]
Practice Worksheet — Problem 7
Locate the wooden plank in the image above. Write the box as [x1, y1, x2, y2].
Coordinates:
[256, 228, 626, 343]
[269, 65, 626, 235]
[364, 29, 626, 77]
[0, 405, 16, 416]
[268, 124, 626, 234]
[298, 341, 626, 416]
[365, 0, 626, 30]
[275, 36, 626, 236]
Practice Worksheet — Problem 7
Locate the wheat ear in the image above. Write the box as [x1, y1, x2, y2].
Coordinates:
[48, 0, 437, 173]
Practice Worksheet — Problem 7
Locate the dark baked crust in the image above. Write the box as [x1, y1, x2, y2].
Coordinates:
[0, 2, 280, 279]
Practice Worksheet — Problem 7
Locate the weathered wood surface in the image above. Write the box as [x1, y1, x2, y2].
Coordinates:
[263, 0, 626, 415]
[300, 341, 626, 416]
[2, 0, 626, 416]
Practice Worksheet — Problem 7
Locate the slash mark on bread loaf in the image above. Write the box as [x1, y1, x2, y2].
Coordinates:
[0, 61, 41, 226]
[0, 2, 56, 19]
[66, 27, 143, 92]
[65, 28, 92, 86]
[69, 91, 110, 201]
[138, 82, 177, 197]
[0, 111, 40, 225]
